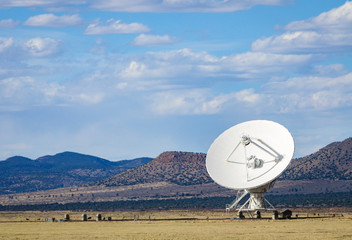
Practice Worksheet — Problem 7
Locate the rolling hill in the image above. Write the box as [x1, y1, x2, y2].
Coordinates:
[0, 152, 152, 194]
[96, 151, 211, 187]
[280, 137, 352, 180]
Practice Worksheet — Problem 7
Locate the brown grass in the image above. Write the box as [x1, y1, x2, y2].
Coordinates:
[0, 210, 351, 240]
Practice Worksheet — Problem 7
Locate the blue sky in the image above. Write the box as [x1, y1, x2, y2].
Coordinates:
[1, 0, 351, 161]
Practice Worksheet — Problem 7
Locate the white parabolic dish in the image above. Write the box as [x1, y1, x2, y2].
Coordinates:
[206, 120, 294, 190]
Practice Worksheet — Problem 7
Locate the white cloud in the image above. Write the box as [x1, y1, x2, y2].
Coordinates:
[222, 52, 313, 74]
[76, 93, 105, 104]
[0, 19, 19, 28]
[119, 61, 148, 79]
[151, 89, 234, 115]
[310, 64, 347, 77]
[284, 1, 352, 32]
[24, 37, 61, 57]
[154, 71, 352, 116]
[253, 2, 352, 54]
[84, 19, 150, 35]
[252, 31, 352, 53]
[90, 0, 287, 13]
[234, 89, 262, 104]
[0, 74, 108, 109]
[150, 87, 266, 115]
[148, 48, 219, 63]
[158, 71, 352, 116]
[266, 72, 352, 92]
[119, 49, 313, 81]
[24, 14, 82, 27]
[0, 37, 13, 52]
[118, 49, 219, 81]
[132, 34, 178, 46]
[0, 76, 64, 107]
[261, 72, 352, 112]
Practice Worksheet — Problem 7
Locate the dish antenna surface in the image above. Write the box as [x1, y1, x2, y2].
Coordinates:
[206, 120, 294, 216]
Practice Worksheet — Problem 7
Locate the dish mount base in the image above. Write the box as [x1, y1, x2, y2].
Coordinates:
[226, 182, 276, 217]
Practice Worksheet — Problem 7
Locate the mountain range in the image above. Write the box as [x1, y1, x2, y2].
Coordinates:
[0, 138, 351, 206]
[0, 152, 152, 194]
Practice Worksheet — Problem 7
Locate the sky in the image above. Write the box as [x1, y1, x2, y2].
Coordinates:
[1, 0, 352, 161]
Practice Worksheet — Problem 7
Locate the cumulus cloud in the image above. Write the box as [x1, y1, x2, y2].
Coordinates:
[252, 31, 352, 53]
[119, 61, 149, 79]
[118, 50, 201, 80]
[0, 19, 19, 28]
[119, 49, 314, 81]
[24, 14, 82, 27]
[221, 52, 313, 74]
[151, 89, 235, 115]
[234, 89, 262, 104]
[24, 37, 61, 57]
[261, 72, 352, 112]
[148, 48, 219, 63]
[89, 0, 286, 13]
[150, 87, 266, 115]
[85, 19, 150, 35]
[252, 2, 352, 53]
[132, 34, 178, 46]
[149, 68, 352, 116]
[0, 76, 64, 108]
[309, 64, 347, 77]
[284, 1, 352, 32]
[266, 72, 352, 93]
[75, 93, 105, 104]
[0, 74, 108, 110]
[162, 71, 352, 116]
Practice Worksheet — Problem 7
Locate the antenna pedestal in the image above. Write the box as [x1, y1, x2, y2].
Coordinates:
[248, 192, 266, 210]
[226, 182, 276, 215]
[246, 181, 275, 211]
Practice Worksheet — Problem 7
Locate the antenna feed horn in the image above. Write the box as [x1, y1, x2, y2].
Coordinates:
[241, 135, 251, 146]
[247, 155, 263, 169]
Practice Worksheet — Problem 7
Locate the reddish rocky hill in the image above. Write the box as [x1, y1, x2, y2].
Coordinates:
[96, 151, 212, 186]
[281, 137, 352, 180]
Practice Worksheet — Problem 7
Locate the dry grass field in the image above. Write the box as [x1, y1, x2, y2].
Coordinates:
[0, 209, 351, 240]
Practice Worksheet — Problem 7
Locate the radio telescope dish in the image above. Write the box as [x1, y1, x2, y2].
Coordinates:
[206, 120, 294, 216]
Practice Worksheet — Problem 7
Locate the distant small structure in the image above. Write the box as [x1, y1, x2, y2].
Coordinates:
[281, 209, 292, 219]
[96, 214, 102, 221]
[238, 211, 245, 219]
[64, 214, 70, 221]
[272, 211, 279, 220]
[254, 210, 261, 219]
[45, 217, 55, 222]
[82, 214, 87, 221]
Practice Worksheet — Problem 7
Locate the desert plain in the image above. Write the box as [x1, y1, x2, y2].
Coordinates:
[0, 208, 351, 240]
